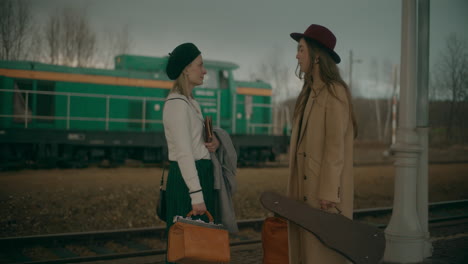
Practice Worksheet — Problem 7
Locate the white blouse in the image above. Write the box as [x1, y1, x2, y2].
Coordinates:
[163, 92, 210, 205]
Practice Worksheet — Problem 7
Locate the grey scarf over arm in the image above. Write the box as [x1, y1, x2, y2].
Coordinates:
[211, 128, 238, 233]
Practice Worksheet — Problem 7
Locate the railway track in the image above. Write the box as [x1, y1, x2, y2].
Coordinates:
[1, 200, 467, 264]
[251, 160, 468, 169]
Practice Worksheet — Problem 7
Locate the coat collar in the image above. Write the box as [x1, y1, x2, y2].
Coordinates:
[296, 85, 328, 146]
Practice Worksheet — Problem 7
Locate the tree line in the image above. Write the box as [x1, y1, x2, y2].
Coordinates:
[0, 0, 131, 68]
[273, 33, 467, 145]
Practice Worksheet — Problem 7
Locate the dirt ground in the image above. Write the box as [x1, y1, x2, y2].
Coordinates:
[1, 157, 467, 237]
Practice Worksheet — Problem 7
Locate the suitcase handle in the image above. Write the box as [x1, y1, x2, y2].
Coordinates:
[187, 210, 214, 223]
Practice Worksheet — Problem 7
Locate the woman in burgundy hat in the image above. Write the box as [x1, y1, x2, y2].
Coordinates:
[287, 24, 358, 264]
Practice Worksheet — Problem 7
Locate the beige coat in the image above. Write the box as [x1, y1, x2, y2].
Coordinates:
[287, 83, 354, 264]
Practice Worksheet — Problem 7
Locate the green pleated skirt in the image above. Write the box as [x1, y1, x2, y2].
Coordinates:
[165, 159, 219, 264]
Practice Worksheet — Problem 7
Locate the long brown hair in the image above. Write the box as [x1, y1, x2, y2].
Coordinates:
[293, 38, 358, 137]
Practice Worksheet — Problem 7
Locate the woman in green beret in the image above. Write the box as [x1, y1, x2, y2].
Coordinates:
[162, 42, 221, 263]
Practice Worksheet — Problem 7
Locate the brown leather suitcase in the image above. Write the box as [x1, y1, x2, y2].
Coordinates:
[167, 211, 230, 264]
[260, 191, 385, 264]
[262, 216, 289, 264]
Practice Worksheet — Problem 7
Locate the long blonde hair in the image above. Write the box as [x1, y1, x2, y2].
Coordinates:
[293, 38, 358, 137]
[170, 72, 193, 98]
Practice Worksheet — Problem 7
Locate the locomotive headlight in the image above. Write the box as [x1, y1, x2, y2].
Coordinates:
[237, 113, 242, 119]
[154, 104, 161, 111]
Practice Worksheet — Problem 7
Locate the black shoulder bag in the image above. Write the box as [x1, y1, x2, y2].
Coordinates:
[156, 162, 167, 222]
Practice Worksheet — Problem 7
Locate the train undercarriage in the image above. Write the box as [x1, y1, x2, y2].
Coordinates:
[0, 128, 289, 170]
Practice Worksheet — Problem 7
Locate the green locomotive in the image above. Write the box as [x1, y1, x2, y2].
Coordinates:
[0, 55, 289, 168]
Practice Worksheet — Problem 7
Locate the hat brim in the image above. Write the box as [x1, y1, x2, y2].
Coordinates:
[290, 32, 304, 42]
[290, 33, 341, 64]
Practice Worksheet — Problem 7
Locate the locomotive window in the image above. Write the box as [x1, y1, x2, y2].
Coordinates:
[36, 81, 55, 123]
[129, 100, 143, 128]
[198, 69, 218, 89]
[245, 95, 253, 120]
[13, 81, 33, 123]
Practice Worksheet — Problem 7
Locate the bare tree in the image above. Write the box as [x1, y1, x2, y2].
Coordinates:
[61, 8, 79, 66]
[251, 47, 292, 104]
[114, 25, 132, 56]
[432, 33, 468, 142]
[0, 0, 33, 60]
[44, 7, 97, 67]
[99, 25, 133, 68]
[45, 10, 61, 64]
[75, 17, 96, 67]
[27, 29, 46, 62]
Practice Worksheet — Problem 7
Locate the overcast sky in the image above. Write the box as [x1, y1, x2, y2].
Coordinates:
[29, 0, 468, 99]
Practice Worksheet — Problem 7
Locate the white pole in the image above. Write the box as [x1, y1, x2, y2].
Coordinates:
[417, 0, 432, 258]
[349, 50, 353, 93]
[391, 66, 398, 145]
[383, 0, 425, 262]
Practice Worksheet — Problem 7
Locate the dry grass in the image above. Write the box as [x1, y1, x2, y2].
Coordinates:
[1, 164, 467, 237]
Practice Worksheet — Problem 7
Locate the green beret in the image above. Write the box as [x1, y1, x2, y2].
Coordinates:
[166, 43, 201, 80]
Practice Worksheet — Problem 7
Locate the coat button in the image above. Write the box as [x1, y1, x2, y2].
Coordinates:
[303, 196, 307, 201]
[303, 175, 307, 180]
[303, 153, 307, 157]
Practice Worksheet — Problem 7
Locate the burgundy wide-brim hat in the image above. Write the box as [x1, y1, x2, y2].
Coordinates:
[290, 24, 341, 64]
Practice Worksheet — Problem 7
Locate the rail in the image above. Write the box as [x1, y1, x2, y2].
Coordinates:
[1, 199, 467, 263]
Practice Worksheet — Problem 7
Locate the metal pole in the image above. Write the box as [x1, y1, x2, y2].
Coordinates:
[349, 50, 353, 92]
[417, 0, 432, 258]
[392, 65, 398, 145]
[383, 0, 425, 262]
